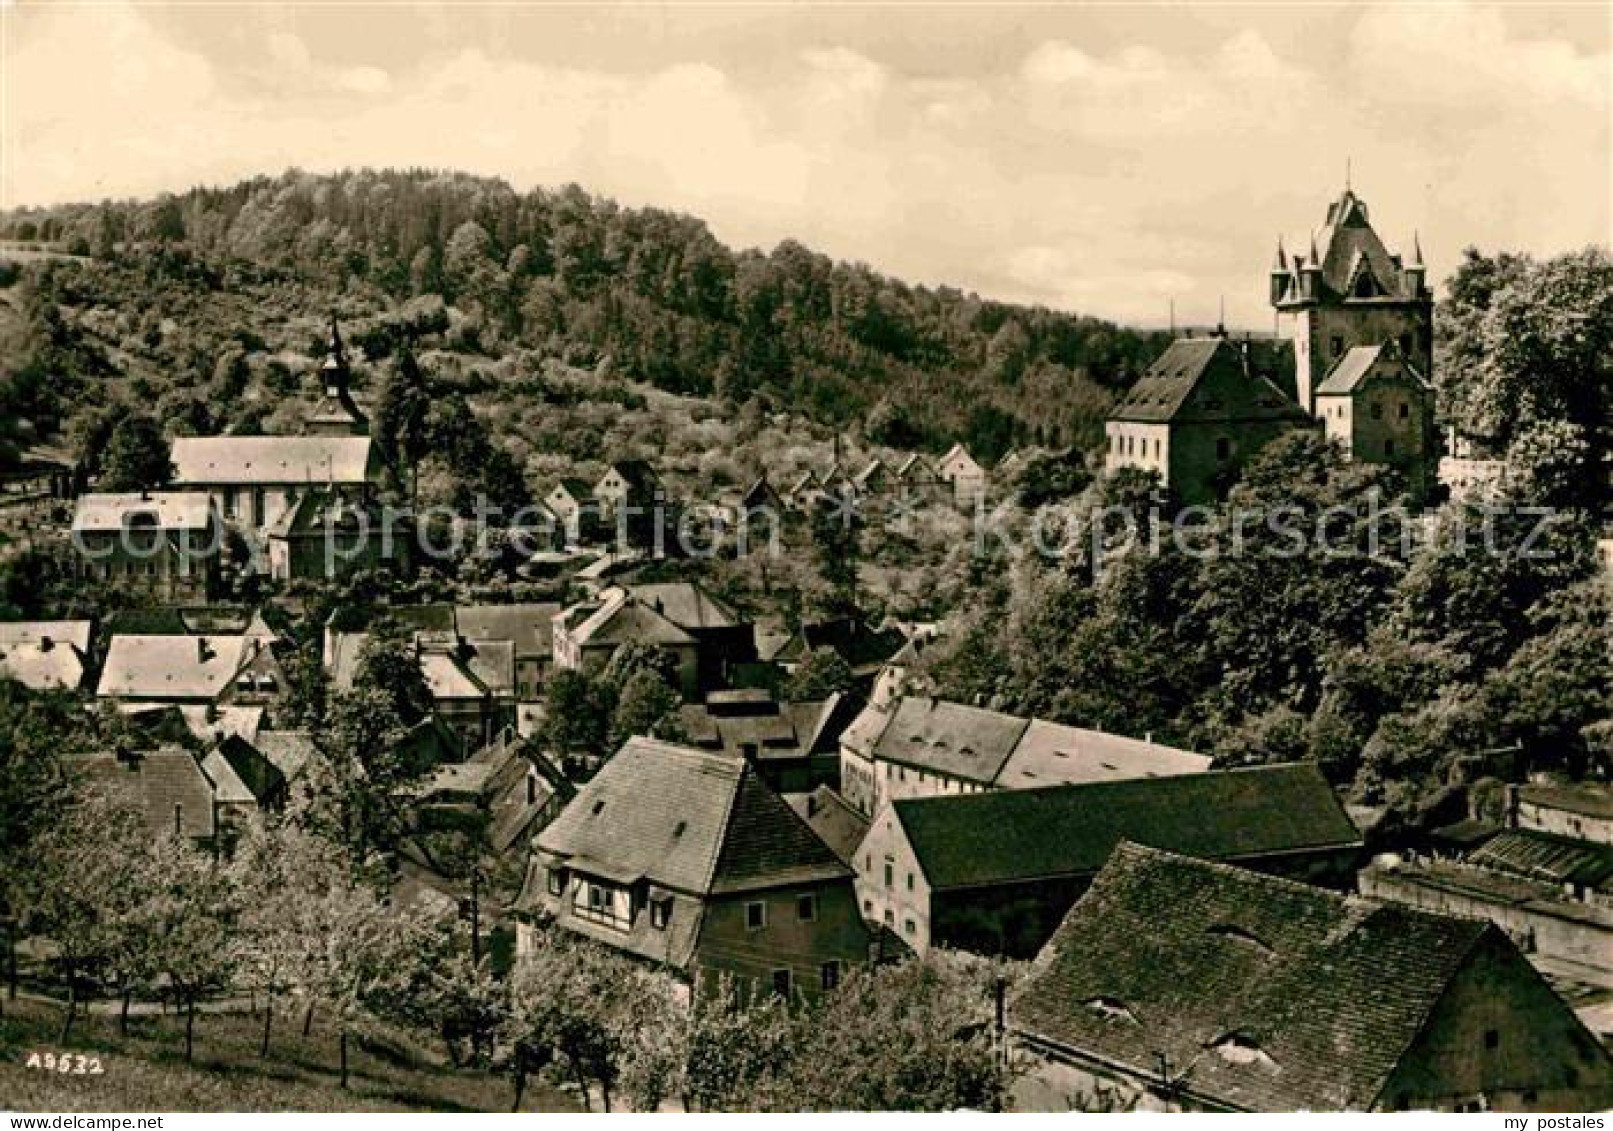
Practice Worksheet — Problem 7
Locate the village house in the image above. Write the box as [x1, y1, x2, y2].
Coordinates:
[839, 695, 1211, 817]
[170, 434, 380, 537]
[514, 737, 872, 1000]
[785, 785, 872, 869]
[0, 620, 92, 692]
[1104, 337, 1311, 506]
[544, 478, 599, 546]
[551, 587, 701, 699]
[1010, 843, 1613, 1112]
[678, 688, 860, 795]
[81, 746, 220, 844]
[1314, 341, 1437, 499]
[71, 492, 223, 602]
[759, 616, 907, 689]
[327, 622, 510, 753]
[454, 603, 563, 702]
[853, 762, 1361, 957]
[936, 443, 986, 504]
[96, 631, 289, 710]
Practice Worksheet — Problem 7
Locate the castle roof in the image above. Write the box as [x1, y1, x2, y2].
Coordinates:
[1109, 338, 1308, 425]
[1275, 190, 1424, 307]
[1314, 343, 1433, 397]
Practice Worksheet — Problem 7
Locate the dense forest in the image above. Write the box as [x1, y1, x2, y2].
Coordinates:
[0, 168, 1170, 457]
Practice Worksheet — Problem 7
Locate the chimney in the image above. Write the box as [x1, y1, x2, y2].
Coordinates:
[197, 637, 215, 664]
[38, 635, 53, 653]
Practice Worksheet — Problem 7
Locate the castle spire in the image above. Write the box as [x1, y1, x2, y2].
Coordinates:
[1273, 236, 1288, 271]
[1411, 230, 1424, 267]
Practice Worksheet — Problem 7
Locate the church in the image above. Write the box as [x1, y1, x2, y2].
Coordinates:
[1107, 187, 1437, 505]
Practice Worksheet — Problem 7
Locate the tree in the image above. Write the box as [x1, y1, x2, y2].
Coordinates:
[609, 668, 684, 746]
[145, 832, 239, 1063]
[783, 650, 855, 701]
[351, 628, 433, 729]
[541, 670, 613, 758]
[98, 412, 172, 491]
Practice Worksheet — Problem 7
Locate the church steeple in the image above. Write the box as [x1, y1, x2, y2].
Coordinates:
[305, 313, 369, 437]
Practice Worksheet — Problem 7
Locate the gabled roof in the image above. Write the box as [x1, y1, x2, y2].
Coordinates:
[1011, 843, 1503, 1111]
[873, 697, 1030, 786]
[1275, 190, 1424, 308]
[1108, 338, 1309, 425]
[72, 492, 216, 533]
[894, 453, 936, 481]
[565, 589, 696, 649]
[548, 478, 595, 504]
[627, 582, 740, 631]
[0, 620, 93, 652]
[252, 730, 317, 782]
[1314, 343, 1432, 398]
[455, 603, 563, 659]
[171, 436, 375, 486]
[266, 488, 388, 539]
[597, 459, 660, 493]
[208, 734, 287, 805]
[894, 763, 1360, 892]
[996, 720, 1211, 790]
[853, 459, 886, 488]
[536, 737, 849, 898]
[939, 443, 981, 474]
[97, 634, 250, 700]
[83, 748, 218, 841]
[785, 786, 871, 867]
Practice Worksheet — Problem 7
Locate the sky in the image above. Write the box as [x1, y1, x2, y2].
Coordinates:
[3, 1, 1609, 327]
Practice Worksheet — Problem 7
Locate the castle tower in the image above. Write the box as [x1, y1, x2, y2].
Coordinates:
[1270, 189, 1432, 414]
[304, 314, 369, 437]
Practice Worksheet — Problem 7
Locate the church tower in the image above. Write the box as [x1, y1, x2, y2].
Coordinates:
[1270, 188, 1432, 414]
[304, 315, 370, 437]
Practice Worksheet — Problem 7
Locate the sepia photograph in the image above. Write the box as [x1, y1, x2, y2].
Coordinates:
[0, 0, 1610, 1117]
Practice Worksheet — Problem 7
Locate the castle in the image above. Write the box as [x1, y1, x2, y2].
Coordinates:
[1107, 187, 1436, 504]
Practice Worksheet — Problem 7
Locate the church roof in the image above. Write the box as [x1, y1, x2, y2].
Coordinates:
[1109, 338, 1308, 425]
[171, 436, 375, 486]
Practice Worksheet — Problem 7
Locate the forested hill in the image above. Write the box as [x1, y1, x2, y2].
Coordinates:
[1, 168, 1168, 455]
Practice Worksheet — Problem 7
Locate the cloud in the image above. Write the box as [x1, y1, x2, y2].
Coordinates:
[3, 1, 1606, 327]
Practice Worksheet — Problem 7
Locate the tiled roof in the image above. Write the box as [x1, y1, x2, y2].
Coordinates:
[536, 737, 847, 896]
[83, 748, 218, 841]
[873, 697, 1030, 786]
[1314, 344, 1432, 398]
[200, 747, 258, 805]
[1519, 781, 1613, 820]
[995, 720, 1211, 790]
[1108, 338, 1309, 425]
[208, 733, 287, 803]
[171, 436, 374, 486]
[455, 603, 562, 659]
[418, 649, 492, 701]
[1010, 843, 1494, 1111]
[248, 730, 317, 782]
[895, 763, 1360, 892]
[179, 705, 264, 745]
[627, 582, 740, 630]
[1469, 828, 1613, 891]
[567, 589, 696, 648]
[96, 634, 250, 700]
[72, 492, 216, 532]
[785, 786, 872, 867]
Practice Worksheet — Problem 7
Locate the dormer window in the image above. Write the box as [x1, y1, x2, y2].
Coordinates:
[547, 868, 565, 896]
[650, 896, 672, 930]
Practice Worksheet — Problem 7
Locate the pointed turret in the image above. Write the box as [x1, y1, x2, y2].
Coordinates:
[1405, 230, 1427, 298]
[305, 314, 369, 437]
[1269, 237, 1291, 305]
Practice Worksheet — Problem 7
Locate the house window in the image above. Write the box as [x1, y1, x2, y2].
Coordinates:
[771, 969, 792, 998]
[650, 899, 671, 930]
[1484, 1029, 1500, 1051]
[547, 868, 564, 896]
[796, 894, 816, 922]
[1370, 402, 1383, 420]
[863, 898, 872, 913]
[746, 901, 767, 931]
[904, 918, 916, 936]
[821, 962, 841, 992]
[1331, 336, 1343, 357]
[884, 862, 893, 888]
[906, 872, 914, 892]
[1399, 403, 1410, 419]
